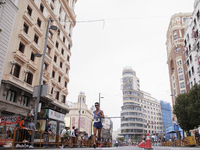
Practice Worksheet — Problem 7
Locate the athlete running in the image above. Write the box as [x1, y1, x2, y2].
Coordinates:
[93, 102, 105, 148]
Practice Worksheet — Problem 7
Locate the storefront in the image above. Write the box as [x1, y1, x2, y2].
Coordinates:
[37, 109, 66, 142]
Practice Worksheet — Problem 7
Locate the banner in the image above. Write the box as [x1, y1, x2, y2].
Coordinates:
[0, 116, 19, 125]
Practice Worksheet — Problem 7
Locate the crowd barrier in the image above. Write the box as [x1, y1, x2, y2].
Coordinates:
[0, 125, 112, 149]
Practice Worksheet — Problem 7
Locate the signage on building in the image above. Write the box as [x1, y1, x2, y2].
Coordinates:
[49, 109, 65, 122]
[0, 116, 19, 125]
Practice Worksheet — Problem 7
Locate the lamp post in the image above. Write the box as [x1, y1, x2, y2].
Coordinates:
[99, 93, 104, 108]
[33, 18, 57, 124]
[79, 97, 81, 130]
[10, 60, 16, 75]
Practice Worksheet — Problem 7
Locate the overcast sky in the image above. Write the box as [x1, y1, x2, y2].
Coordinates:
[67, 0, 194, 131]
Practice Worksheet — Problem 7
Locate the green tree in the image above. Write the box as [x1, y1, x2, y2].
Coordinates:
[117, 137, 124, 142]
[173, 84, 200, 134]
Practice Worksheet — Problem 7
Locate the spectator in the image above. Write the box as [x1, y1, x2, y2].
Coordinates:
[44, 122, 55, 147]
[27, 118, 36, 149]
[16, 116, 27, 148]
[71, 126, 75, 137]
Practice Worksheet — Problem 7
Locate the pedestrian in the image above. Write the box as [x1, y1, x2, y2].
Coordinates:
[43, 122, 55, 147]
[92, 102, 105, 148]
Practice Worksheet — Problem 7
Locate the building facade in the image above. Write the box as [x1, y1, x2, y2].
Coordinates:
[0, 0, 77, 120]
[65, 92, 94, 136]
[183, 0, 200, 88]
[0, 0, 18, 87]
[102, 116, 113, 139]
[120, 67, 162, 142]
[160, 100, 172, 138]
[166, 12, 192, 121]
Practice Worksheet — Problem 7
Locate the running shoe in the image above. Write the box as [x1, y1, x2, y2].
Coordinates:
[16, 144, 21, 148]
[93, 143, 96, 148]
[29, 145, 34, 149]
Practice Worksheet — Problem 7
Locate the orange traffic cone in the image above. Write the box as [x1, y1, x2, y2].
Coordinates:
[144, 133, 153, 150]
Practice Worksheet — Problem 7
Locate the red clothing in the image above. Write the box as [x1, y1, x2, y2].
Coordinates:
[19, 120, 26, 129]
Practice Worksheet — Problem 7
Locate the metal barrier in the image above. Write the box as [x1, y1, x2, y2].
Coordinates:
[196, 137, 200, 147]
[0, 125, 16, 147]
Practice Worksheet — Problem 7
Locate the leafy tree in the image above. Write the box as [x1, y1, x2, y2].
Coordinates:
[173, 84, 200, 134]
[117, 137, 124, 142]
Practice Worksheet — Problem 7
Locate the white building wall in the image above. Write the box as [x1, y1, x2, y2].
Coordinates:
[0, 0, 18, 87]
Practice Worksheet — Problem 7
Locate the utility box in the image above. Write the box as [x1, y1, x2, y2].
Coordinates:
[186, 136, 195, 146]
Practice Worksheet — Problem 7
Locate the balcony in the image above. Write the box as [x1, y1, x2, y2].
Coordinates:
[30, 41, 40, 53]
[51, 78, 57, 85]
[64, 74, 69, 80]
[18, 29, 31, 44]
[34, 24, 43, 37]
[23, 11, 34, 26]
[57, 82, 63, 90]
[60, 54, 65, 62]
[45, 53, 52, 64]
[55, 48, 60, 56]
[65, 61, 70, 68]
[14, 50, 27, 64]
[62, 88, 68, 95]
[53, 62, 59, 70]
[43, 69, 50, 80]
[27, 59, 37, 71]
[58, 68, 64, 76]
[3, 74, 33, 92]
[47, 37, 54, 48]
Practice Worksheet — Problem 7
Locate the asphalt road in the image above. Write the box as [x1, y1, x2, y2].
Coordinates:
[10, 146, 200, 150]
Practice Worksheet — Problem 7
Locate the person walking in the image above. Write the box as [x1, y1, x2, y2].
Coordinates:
[93, 102, 105, 148]
[60, 127, 70, 149]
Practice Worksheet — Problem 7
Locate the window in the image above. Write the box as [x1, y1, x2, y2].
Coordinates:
[62, 95, 66, 103]
[58, 29, 60, 36]
[179, 75, 184, 81]
[58, 76, 61, 83]
[46, 46, 51, 54]
[21, 95, 28, 106]
[60, 62, 63, 68]
[54, 55, 57, 62]
[179, 60, 182, 65]
[30, 52, 35, 62]
[51, 87, 54, 94]
[192, 66, 194, 74]
[178, 68, 183, 74]
[19, 42, 25, 53]
[43, 63, 48, 70]
[176, 47, 179, 53]
[55, 91, 59, 100]
[68, 44, 71, 50]
[82, 111, 84, 114]
[52, 70, 55, 78]
[6, 90, 16, 102]
[34, 34, 39, 44]
[59, 6, 62, 14]
[23, 23, 29, 33]
[37, 18, 41, 27]
[65, 81, 67, 88]
[191, 82, 193, 87]
[66, 68, 68, 74]
[189, 71, 191, 78]
[63, 36, 65, 43]
[181, 90, 185, 94]
[40, 3, 44, 13]
[13, 64, 20, 78]
[56, 42, 59, 48]
[48, 31, 53, 39]
[174, 35, 178, 40]
[61, 49, 64, 55]
[190, 55, 192, 62]
[180, 82, 185, 88]
[50, 4, 54, 10]
[26, 5, 32, 16]
[26, 72, 33, 85]
[69, 33, 71, 37]
[183, 17, 186, 22]
[67, 56, 70, 62]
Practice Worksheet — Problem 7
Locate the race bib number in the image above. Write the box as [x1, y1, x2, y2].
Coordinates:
[94, 117, 100, 123]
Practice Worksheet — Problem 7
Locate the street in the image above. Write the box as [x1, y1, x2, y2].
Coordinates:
[9, 146, 200, 150]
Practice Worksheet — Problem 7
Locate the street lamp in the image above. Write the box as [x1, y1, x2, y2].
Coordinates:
[99, 93, 104, 108]
[10, 60, 16, 75]
[33, 18, 57, 124]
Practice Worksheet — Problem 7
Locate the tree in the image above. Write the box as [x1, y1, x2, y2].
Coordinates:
[117, 137, 124, 142]
[173, 84, 200, 134]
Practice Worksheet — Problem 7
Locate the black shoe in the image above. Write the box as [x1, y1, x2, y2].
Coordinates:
[93, 144, 96, 148]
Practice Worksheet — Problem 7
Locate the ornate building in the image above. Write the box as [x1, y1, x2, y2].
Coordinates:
[0, 0, 77, 119]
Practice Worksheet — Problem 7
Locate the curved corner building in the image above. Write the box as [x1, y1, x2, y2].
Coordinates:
[120, 67, 144, 141]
